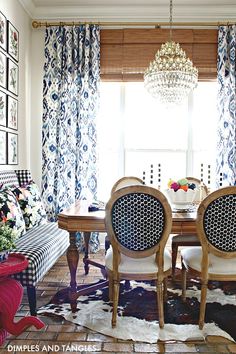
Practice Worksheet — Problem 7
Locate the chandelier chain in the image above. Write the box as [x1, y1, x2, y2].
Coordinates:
[144, 0, 198, 105]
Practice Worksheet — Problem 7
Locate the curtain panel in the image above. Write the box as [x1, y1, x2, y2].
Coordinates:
[42, 25, 100, 222]
[217, 25, 236, 187]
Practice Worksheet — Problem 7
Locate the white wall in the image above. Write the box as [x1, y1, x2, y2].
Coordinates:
[0, 0, 31, 171]
[0, 0, 45, 188]
[30, 28, 44, 187]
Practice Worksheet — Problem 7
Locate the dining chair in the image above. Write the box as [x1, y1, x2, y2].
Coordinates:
[171, 177, 208, 279]
[107, 176, 144, 250]
[105, 185, 172, 328]
[84, 176, 144, 277]
[110, 176, 143, 195]
[181, 186, 236, 329]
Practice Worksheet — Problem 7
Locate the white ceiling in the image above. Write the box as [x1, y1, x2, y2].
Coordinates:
[19, 0, 236, 23]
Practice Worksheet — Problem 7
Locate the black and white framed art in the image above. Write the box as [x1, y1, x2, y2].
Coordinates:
[7, 20, 19, 61]
[0, 90, 6, 126]
[7, 94, 18, 130]
[0, 51, 6, 88]
[7, 57, 18, 95]
[0, 12, 7, 52]
[7, 131, 18, 164]
[0, 129, 7, 164]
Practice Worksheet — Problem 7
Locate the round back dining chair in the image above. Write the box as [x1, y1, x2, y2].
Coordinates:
[105, 185, 172, 329]
[186, 177, 208, 203]
[110, 176, 143, 195]
[181, 186, 236, 329]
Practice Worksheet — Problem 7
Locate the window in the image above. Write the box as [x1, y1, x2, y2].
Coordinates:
[97, 81, 217, 201]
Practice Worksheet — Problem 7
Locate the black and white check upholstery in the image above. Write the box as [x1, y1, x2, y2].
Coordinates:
[15, 169, 32, 186]
[0, 170, 69, 315]
[13, 223, 69, 286]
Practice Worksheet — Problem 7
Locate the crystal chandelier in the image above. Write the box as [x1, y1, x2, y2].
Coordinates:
[144, 0, 198, 105]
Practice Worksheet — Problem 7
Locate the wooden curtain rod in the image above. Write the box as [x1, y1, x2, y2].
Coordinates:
[32, 20, 235, 28]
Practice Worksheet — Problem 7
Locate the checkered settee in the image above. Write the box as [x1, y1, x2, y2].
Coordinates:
[0, 170, 70, 315]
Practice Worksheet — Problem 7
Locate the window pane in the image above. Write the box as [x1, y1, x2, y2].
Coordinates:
[97, 82, 123, 201]
[192, 82, 217, 151]
[124, 82, 188, 150]
[191, 81, 217, 189]
[125, 150, 186, 190]
[97, 81, 218, 200]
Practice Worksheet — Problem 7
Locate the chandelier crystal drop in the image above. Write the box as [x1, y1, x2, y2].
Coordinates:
[144, 0, 198, 105]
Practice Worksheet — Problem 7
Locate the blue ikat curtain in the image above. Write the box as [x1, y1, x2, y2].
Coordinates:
[216, 25, 236, 187]
[42, 25, 100, 252]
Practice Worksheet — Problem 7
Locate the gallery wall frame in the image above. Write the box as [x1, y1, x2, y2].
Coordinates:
[0, 11, 20, 166]
[7, 57, 18, 96]
[7, 20, 19, 62]
[7, 94, 18, 130]
[0, 90, 7, 127]
[0, 50, 7, 88]
[0, 12, 7, 52]
[7, 131, 18, 165]
[0, 129, 7, 164]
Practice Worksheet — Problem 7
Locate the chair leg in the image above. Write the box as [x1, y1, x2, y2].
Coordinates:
[172, 242, 178, 280]
[157, 280, 164, 328]
[163, 278, 168, 302]
[112, 279, 120, 328]
[27, 286, 37, 316]
[108, 274, 113, 301]
[199, 280, 208, 329]
[181, 260, 187, 301]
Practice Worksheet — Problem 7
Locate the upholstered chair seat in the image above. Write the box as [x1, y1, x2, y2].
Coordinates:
[105, 247, 172, 274]
[181, 247, 236, 275]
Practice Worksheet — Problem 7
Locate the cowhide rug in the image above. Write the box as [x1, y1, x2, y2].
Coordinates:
[38, 276, 236, 343]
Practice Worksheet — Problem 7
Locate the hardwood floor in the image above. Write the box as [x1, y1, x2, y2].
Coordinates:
[1, 243, 236, 354]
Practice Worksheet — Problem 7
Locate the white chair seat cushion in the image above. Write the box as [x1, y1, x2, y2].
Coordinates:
[105, 247, 171, 274]
[181, 246, 236, 275]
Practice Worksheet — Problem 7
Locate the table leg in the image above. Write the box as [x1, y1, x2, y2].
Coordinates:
[67, 231, 79, 312]
[83, 232, 91, 275]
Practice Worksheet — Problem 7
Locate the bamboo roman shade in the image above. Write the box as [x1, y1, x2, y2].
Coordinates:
[100, 28, 217, 81]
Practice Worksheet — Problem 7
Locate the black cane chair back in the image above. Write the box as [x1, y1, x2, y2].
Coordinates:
[201, 189, 236, 254]
[111, 192, 165, 252]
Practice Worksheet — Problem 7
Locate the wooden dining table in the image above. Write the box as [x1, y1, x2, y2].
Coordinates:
[58, 200, 197, 311]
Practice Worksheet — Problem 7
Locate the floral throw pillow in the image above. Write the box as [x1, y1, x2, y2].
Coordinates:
[12, 181, 47, 230]
[0, 189, 26, 238]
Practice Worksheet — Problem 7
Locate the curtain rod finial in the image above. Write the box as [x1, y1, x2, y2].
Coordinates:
[32, 21, 39, 28]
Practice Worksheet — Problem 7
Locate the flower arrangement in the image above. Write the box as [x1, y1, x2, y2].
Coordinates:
[167, 178, 197, 192]
[0, 222, 17, 252]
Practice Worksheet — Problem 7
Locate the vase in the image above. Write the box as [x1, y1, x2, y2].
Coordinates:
[0, 250, 9, 263]
[165, 188, 197, 211]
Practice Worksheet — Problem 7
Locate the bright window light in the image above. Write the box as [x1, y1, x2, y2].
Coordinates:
[97, 81, 217, 201]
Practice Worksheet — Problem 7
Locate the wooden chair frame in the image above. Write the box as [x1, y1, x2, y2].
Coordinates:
[181, 186, 236, 329]
[105, 185, 172, 328]
[110, 176, 143, 195]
